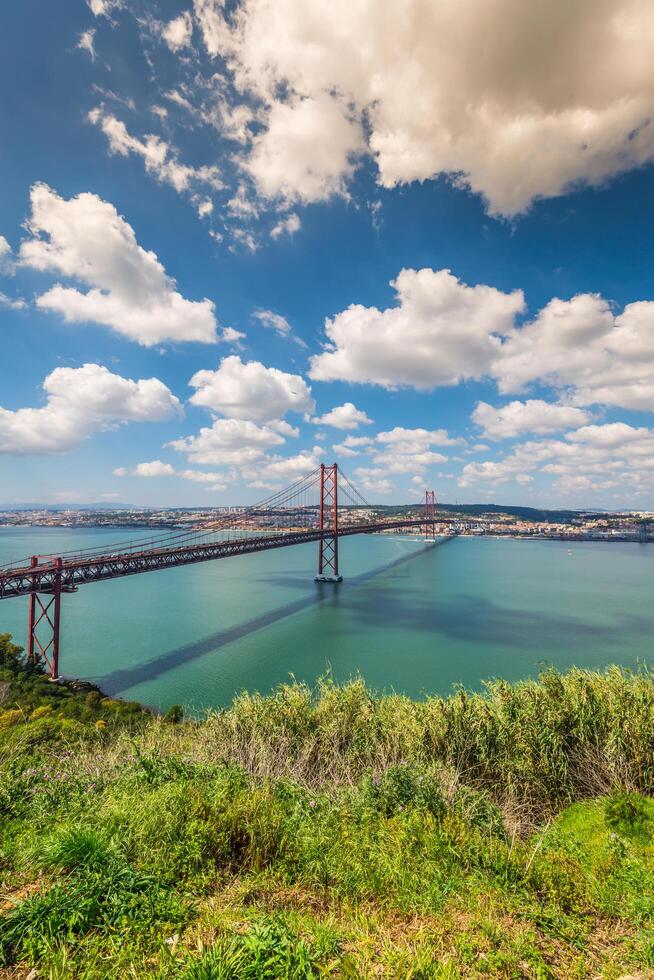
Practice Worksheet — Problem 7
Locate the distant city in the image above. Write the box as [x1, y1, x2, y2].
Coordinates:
[1, 504, 651, 542]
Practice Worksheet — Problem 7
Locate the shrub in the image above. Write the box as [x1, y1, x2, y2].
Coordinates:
[29, 705, 53, 721]
[182, 919, 341, 979]
[0, 709, 23, 730]
[605, 790, 653, 840]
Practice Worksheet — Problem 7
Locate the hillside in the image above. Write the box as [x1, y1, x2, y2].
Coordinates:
[2, 633, 654, 978]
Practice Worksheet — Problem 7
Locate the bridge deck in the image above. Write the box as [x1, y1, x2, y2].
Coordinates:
[0, 519, 434, 599]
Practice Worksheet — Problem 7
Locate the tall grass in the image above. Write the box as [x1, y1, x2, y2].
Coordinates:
[2, 665, 654, 977]
[56, 666, 652, 824]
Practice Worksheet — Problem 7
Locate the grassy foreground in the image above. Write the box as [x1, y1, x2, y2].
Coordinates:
[2, 634, 654, 977]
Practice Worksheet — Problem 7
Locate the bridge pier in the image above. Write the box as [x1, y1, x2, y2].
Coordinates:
[424, 490, 436, 542]
[315, 463, 342, 582]
[27, 556, 70, 680]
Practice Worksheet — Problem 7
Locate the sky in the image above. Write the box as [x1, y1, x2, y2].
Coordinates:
[1, 0, 654, 510]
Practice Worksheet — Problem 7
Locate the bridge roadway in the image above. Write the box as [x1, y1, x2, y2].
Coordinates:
[0, 518, 436, 600]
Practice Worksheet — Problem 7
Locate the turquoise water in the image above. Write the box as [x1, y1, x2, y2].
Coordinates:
[0, 527, 652, 712]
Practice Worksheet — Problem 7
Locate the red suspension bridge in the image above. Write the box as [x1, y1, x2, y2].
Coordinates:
[0, 464, 439, 679]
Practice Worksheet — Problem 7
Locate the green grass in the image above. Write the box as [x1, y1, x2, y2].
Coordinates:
[2, 633, 654, 977]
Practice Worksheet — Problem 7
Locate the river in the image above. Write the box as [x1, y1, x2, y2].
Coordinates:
[0, 527, 652, 712]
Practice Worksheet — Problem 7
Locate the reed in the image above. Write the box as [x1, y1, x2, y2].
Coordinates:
[2, 634, 654, 977]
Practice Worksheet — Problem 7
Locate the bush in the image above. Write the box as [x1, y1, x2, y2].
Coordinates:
[182, 919, 341, 979]
[605, 790, 653, 840]
[0, 709, 23, 730]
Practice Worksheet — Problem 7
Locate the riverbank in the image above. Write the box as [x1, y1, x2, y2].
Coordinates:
[2, 632, 654, 977]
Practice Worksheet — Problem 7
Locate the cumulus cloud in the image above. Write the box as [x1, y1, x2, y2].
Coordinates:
[311, 266, 654, 413]
[134, 460, 176, 477]
[168, 416, 287, 466]
[0, 363, 181, 455]
[472, 400, 591, 440]
[459, 422, 654, 496]
[243, 93, 363, 204]
[87, 0, 122, 16]
[352, 467, 393, 496]
[0, 292, 27, 311]
[193, 0, 654, 216]
[369, 427, 453, 473]
[128, 459, 226, 489]
[19, 183, 217, 345]
[89, 108, 222, 196]
[220, 326, 245, 343]
[270, 213, 301, 240]
[332, 435, 373, 457]
[251, 446, 322, 482]
[495, 294, 654, 410]
[375, 426, 458, 449]
[162, 12, 193, 51]
[312, 402, 373, 430]
[77, 29, 96, 61]
[188, 355, 315, 422]
[310, 268, 523, 388]
[0, 235, 14, 273]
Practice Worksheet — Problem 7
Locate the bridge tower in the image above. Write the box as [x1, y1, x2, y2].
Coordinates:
[315, 463, 342, 582]
[424, 490, 436, 542]
[27, 556, 68, 680]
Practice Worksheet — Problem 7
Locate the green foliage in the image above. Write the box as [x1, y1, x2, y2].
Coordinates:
[165, 703, 184, 723]
[0, 863, 189, 967]
[605, 789, 653, 839]
[0, 633, 149, 744]
[2, 634, 654, 977]
[182, 919, 340, 979]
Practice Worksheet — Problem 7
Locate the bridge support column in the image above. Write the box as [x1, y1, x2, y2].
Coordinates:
[315, 463, 342, 582]
[27, 556, 64, 679]
[424, 490, 436, 542]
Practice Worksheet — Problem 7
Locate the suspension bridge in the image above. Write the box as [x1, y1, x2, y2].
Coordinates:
[0, 464, 440, 679]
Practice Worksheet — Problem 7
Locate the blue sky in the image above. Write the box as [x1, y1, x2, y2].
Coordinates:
[1, 0, 654, 508]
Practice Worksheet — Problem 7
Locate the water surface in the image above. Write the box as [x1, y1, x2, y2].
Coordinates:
[0, 527, 651, 711]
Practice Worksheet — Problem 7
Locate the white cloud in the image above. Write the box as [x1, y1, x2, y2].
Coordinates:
[243, 94, 363, 204]
[251, 446, 322, 481]
[332, 435, 373, 457]
[89, 108, 222, 196]
[19, 183, 217, 346]
[312, 402, 373, 430]
[353, 467, 393, 496]
[310, 266, 654, 413]
[220, 326, 245, 343]
[0, 235, 13, 273]
[129, 460, 227, 491]
[459, 423, 654, 494]
[87, 0, 122, 16]
[253, 308, 307, 347]
[169, 417, 286, 466]
[188, 355, 315, 422]
[227, 182, 259, 219]
[0, 363, 181, 455]
[495, 294, 654, 410]
[253, 309, 291, 337]
[0, 292, 27, 311]
[77, 28, 96, 61]
[270, 213, 300, 239]
[375, 426, 458, 448]
[194, 0, 654, 216]
[162, 12, 193, 51]
[310, 268, 523, 388]
[134, 460, 176, 477]
[472, 400, 591, 440]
